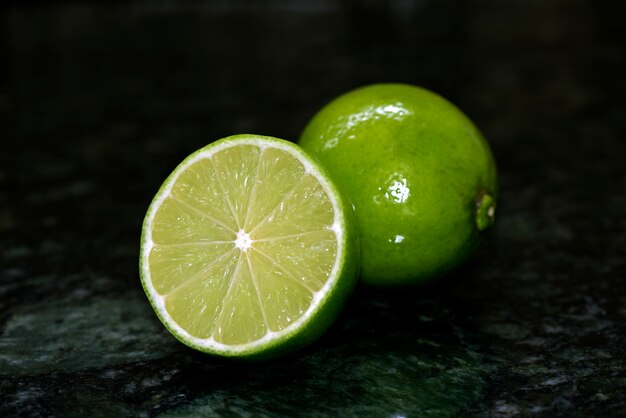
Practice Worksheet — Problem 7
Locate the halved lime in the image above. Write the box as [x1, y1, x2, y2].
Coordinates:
[140, 135, 359, 359]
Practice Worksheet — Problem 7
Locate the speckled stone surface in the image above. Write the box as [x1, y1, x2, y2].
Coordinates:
[1, 1, 625, 416]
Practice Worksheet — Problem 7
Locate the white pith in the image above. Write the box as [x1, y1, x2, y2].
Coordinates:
[140, 137, 346, 355]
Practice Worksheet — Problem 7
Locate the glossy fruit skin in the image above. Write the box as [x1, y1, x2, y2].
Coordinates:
[299, 84, 498, 286]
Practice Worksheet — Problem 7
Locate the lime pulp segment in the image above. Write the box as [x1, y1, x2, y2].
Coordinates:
[140, 136, 350, 356]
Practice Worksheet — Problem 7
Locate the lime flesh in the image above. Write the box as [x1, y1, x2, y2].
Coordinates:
[140, 135, 359, 359]
[299, 84, 498, 286]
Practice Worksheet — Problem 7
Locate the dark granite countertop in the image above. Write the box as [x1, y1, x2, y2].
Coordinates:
[1, 1, 625, 416]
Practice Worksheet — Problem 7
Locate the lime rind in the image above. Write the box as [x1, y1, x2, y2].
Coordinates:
[139, 134, 358, 359]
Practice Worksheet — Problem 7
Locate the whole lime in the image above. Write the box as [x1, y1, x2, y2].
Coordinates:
[299, 83, 498, 286]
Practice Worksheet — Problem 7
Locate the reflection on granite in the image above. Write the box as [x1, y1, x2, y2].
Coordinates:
[1, 295, 179, 375]
[1, 0, 625, 416]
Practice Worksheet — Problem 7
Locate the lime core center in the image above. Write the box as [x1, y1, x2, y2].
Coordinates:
[235, 229, 253, 252]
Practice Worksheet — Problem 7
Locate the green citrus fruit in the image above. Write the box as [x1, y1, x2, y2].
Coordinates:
[140, 134, 359, 359]
[299, 83, 498, 286]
